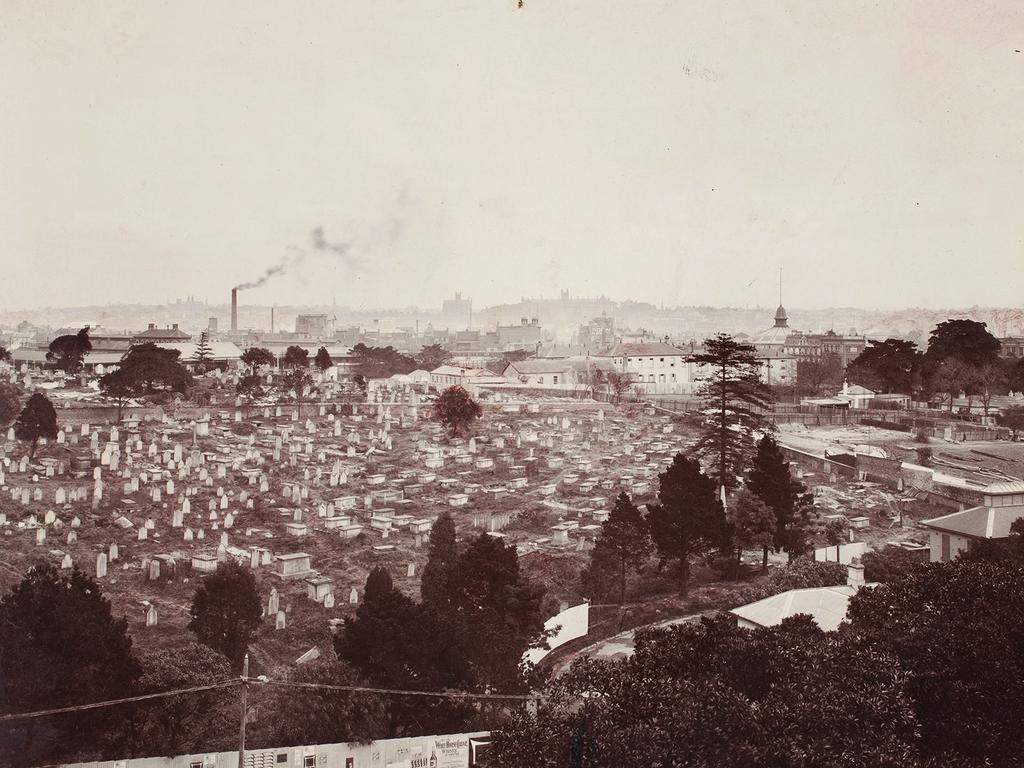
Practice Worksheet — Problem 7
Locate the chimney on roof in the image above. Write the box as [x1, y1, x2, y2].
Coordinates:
[172, 323, 179, 330]
[231, 288, 238, 332]
[847, 560, 865, 590]
[148, 323, 155, 330]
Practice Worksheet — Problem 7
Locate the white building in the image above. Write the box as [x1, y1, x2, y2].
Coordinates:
[920, 481, 1024, 562]
[599, 342, 693, 394]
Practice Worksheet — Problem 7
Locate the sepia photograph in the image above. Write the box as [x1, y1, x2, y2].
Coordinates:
[1, 1, 1023, 766]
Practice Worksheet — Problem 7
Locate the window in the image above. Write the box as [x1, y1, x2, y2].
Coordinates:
[538, 377, 544, 384]
[277, 755, 288, 764]
[553, 375, 559, 385]
[304, 757, 316, 768]
[190, 763, 204, 768]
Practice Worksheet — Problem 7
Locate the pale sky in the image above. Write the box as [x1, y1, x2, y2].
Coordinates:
[2, 1, 1022, 311]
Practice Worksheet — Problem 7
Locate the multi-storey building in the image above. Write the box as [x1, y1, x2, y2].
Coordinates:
[783, 329, 868, 366]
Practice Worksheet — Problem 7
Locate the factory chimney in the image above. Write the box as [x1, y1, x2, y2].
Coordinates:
[231, 288, 238, 331]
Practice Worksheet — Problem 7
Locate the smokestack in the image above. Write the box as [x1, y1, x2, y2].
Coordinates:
[231, 288, 238, 332]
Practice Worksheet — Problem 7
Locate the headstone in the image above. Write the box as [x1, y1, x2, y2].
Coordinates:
[146, 604, 158, 626]
[349, 587, 359, 604]
[96, 552, 108, 578]
[275, 610, 286, 630]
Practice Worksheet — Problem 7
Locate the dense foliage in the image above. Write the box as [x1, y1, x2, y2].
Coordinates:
[646, 454, 726, 594]
[0, 565, 141, 767]
[433, 385, 482, 437]
[14, 392, 58, 459]
[187, 562, 263, 671]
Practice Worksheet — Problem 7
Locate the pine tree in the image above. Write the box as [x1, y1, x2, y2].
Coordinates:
[15, 392, 58, 460]
[646, 454, 726, 595]
[690, 334, 774, 489]
[587, 493, 651, 604]
[421, 512, 458, 610]
[746, 435, 813, 557]
[192, 331, 213, 373]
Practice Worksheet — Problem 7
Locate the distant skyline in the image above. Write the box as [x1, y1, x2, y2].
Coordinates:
[2, 1, 1023, 311]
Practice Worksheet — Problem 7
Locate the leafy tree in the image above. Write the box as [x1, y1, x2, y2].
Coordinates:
[97, 366, 137, 421]
[796, 352, 843, 395]
[282, 345, 310, 368]
[0, 565, 141, 767]
[351, 343, 417, 379]
[240, 346, 276, 375]
[191, 331, 213, 373]
[187, 562, 262, 671]
[861, 546, 925, 583]
[489, 614, 918, 768]
[247, 658, 387, 749]
[584, 493, 651, 603]
[931, 357, 973, 412]
[336, 567, 426, 685]
[46, 327, 91, 374]
[279, 367, 314, 417]
[450, 534, 547, 691]
[129, 643, 235, 756]
[14, 392, 58, 460]
[433, 385, 482, 437]
[690, 334, 773, 489]
[726, 489, 776, 573]
[353, 373, 368, 395]
[924, 320, 1001, 411]
[996, 405, 1024, 440]
[925, 319, 1001, 368]
[104, 343, 192, 395]
[314, 345, 333, 372]
[336, 568, 470, 735]
[847, 559, 1024, 763]
[645, 454, 726, 595]
[846, 339, 921, 394]
[236, 373, 264, 404]
[746, 435, 813, 557]
[420, 511, 459, 610]
[762, 558, 846, 591]
[604, 370, 634, 403]
[0, 345, 11, 364]
[0, 382, 21, 427]
[416, 343, 450, 371]
[975, 361, 1007, 416]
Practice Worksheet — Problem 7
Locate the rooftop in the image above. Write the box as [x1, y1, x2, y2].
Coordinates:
[729, 585, 857, 631]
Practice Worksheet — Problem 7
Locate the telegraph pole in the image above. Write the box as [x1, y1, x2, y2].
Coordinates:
[238, 654, 249, 768]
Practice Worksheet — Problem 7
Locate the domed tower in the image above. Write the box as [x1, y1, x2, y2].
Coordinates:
[774, 304, 789, 328]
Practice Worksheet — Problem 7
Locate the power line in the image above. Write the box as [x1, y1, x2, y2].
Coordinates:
[0, 680, 241, 723]
[0, 676, 541, 724]
[263, 680, 541, 702]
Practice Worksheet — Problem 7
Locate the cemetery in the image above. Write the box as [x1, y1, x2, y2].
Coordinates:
[0, 370, 710, 666]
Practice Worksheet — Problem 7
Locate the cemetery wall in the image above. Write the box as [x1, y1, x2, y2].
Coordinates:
[777, 444, 858, 480]
[60, 731, 492, 768]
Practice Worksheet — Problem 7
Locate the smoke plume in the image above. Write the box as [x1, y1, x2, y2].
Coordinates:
[234, 217, 388, 291]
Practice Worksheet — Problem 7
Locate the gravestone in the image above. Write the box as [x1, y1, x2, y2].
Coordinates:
[96, 552, 108, 578]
